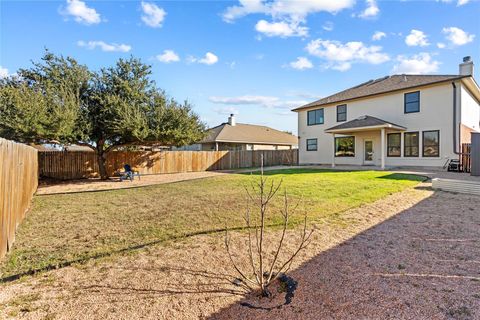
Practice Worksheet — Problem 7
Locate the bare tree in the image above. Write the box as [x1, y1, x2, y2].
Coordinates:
[225, 158, 313, 297]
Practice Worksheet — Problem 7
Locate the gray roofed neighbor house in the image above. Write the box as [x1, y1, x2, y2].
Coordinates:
[200, 122, 298, 146]
[293, 74, 469, 111]
[325, 116, 406, 133]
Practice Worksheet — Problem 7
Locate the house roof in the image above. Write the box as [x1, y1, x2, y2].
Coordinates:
[201, 123, 298, 146]
[64, 145, 94, 151]
[325, 115, 406, 133]
[293, 74, 469, 111]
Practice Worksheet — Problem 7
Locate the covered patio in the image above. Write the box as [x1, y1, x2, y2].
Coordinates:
[325, 115, 406, 169]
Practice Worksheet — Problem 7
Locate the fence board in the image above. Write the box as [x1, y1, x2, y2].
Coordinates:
[0, 138, 38, 259]
[461, 143, 471, 173]
[38, 149, 298, 180]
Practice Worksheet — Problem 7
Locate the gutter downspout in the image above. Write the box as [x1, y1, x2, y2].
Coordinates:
[452, 82, 460, 155]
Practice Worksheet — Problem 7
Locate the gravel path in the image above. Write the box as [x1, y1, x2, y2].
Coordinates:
[1, 182, 479, 319]
[211, 186, 480, 320]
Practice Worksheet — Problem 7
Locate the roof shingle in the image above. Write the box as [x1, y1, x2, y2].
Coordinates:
[201, 123, 298, 146]
[325, 116, 406, 132]
[293, 74, 468, 111]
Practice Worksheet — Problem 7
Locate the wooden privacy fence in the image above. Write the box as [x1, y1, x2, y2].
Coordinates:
[0, 138, 38, 259]
[39, 150, 98, 180]
[460, 143, 471, 173]
[38, 149, 299, 180]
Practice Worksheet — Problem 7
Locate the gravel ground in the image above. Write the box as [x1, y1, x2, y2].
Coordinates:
[212, 186, 480, 320]
[1, 182, 479, 319]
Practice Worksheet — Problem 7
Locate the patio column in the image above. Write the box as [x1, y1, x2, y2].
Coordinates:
[332, 133, 336, 168]
[380, 128, 386, 169]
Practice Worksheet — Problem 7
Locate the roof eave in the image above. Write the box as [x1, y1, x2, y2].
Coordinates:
[204, 139, 298, 145]
[324, 124, 407, 134]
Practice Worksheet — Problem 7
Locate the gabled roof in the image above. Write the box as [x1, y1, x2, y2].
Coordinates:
[293, 74, 469, 111]
[325, 116, 406, 133]
[201, 123, 298, 146]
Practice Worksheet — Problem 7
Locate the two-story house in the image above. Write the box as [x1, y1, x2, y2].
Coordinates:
[293, 57, 480, 169]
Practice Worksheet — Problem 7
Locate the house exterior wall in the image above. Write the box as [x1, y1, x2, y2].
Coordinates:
[200, 143, 294, 151]
[460, 83, 480, 142]
[297, 82, 463, 167]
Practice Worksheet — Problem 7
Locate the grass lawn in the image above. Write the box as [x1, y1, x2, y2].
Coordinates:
[0, 169, 424, 279]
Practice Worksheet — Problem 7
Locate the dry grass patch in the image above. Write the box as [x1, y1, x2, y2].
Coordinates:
[0, 169, 424, 279]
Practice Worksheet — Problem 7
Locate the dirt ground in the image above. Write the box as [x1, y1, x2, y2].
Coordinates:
[1, 182, 479, 319]
[37, 171, 229, 195]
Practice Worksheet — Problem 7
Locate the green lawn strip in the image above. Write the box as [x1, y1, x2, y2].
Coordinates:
[0, 169, 424, 280]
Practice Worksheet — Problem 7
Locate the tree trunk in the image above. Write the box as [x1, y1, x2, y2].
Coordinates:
[96, 141, 108, 180]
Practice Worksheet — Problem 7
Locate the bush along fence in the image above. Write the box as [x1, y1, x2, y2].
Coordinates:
[0, 138, 38, 259]
[38, 149, 299, 180]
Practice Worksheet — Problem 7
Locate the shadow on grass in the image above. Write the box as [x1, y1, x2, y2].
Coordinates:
[0, 226, 247, 284]
[0, 222, 291, 284]
[240, 168, 355, 176]
[376, 173, 429, 182]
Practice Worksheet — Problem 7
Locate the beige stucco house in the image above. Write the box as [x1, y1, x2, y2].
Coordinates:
[293, 57, 480, 169]
[180, 115, 298, 151]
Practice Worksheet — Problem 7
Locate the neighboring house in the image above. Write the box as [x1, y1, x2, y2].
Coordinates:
[64, 145, 94, 152]
[178, 114, 298, 151]
[293, 57, 480, 169]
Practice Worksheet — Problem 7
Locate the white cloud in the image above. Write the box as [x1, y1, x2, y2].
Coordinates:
[222, 0, 355, 22]
[209, 95, 279, 106]
[392, 53, 440, 74]
[77, 40, 131, 52]
[213, 106, 239, 115]
[442, 27, 475, 46]
[0, 66, 9, 78]
[156, 50, 180, 63]
[405, 29, 429, 47]
[141, 1, 166, 28]
[255, 20, 307, 38]
[359, 0, 379, 19]
[289, 57, 313, 70]
[322, 21, 334, 31]
[222, 0, 354, 38]
[61, 0, 101, 25]
[189, 52, 219, 65]
[438, 0, 470, 6]
[437, 42, 446, 49]
[199, 52, 219, 65]
[209, 95, 308, 109]
[372, 31, 386, 41]
[306, 39, 389, 71]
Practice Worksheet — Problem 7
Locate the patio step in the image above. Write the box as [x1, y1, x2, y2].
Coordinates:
[432, 178, 480, 196]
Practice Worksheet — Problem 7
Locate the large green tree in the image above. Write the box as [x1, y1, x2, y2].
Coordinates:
[0, 51, 206, 179]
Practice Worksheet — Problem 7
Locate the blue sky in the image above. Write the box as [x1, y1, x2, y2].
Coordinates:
[1, 0, 479, 134]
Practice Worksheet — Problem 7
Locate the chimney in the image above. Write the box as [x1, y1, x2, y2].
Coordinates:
[228, 114, 236, 126]
[459, 56, 474, 76]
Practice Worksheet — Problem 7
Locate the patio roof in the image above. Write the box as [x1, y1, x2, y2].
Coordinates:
[325, 115, 406, 134]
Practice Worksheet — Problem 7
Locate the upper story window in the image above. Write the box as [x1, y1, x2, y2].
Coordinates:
[404, 91, 420, 113]
[307, 108, 324, 126]
[337, 104, 347, 122]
